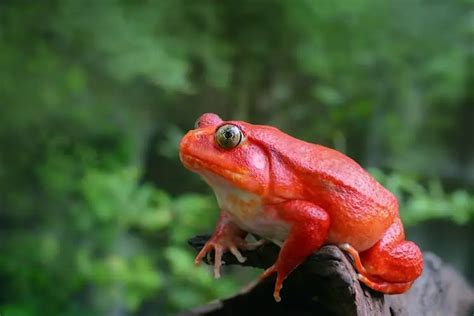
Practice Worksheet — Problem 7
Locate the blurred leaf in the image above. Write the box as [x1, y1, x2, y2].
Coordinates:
[370, 169, 474, 225]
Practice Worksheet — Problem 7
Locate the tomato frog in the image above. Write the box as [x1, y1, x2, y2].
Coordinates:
[179, 113, 423, 302]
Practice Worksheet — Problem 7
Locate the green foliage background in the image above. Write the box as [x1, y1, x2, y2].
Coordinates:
[0, 1, 473, 315]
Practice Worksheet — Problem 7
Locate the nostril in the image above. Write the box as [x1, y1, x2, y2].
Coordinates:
[189, 130, 207, 142]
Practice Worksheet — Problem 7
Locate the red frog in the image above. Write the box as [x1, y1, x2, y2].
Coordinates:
[179, 113, 423, 302]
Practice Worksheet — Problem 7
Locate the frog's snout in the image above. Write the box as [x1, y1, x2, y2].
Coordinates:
[179, 129, 212, 171]
[180, 130, 203, 154]
[179, 131, 194, 162]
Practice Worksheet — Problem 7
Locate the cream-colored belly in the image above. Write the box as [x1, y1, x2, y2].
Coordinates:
[212, 185, 289, 246]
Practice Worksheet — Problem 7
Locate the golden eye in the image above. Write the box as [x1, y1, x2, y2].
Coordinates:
[215, 124, 243, 149]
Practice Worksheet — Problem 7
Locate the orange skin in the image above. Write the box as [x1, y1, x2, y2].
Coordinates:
[179, 113, 423, 302]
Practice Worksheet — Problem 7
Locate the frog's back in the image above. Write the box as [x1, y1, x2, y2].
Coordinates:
[250, 125, 398, 251]
[299, 144, 398, 250]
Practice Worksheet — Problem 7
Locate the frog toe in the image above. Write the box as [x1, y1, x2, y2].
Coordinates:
[229, 246, 246, 263]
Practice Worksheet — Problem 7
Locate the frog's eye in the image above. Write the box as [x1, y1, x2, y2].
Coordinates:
[215, 124, 244, 149]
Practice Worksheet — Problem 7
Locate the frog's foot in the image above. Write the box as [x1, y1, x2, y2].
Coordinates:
[259, 264, 282, 302]
[357, 274, 414, 294]
[245, 236, 268, 249]
[338, 243, 369, 275]
[195, 235, 263, 278]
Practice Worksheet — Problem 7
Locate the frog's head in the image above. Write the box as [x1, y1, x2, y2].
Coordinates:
[179, 113, 270, 195]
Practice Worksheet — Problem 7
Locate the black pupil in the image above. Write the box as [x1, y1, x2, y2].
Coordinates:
[224, 131, 233, 139]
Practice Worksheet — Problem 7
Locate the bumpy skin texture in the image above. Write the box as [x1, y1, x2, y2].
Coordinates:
[179, 113, 423, 301]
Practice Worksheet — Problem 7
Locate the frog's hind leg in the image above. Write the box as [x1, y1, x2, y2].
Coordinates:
[339, 218, 423, 294]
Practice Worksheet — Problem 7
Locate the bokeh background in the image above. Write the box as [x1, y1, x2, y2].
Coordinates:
[1, 1, 473, 315]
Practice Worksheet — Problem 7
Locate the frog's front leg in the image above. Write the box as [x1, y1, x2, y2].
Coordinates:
[195, 211, 263, 278]
[260, 200, 330, 302]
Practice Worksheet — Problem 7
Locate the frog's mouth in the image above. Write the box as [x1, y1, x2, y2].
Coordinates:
[179, 152, 200, 171]
[179, 153, 248, 186]
[179, 152, 213, 172]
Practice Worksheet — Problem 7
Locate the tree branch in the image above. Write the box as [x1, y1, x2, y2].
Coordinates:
[181, 235, 474, 316]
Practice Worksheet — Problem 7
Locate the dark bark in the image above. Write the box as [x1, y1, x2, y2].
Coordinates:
[180, 235, 474, 316]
